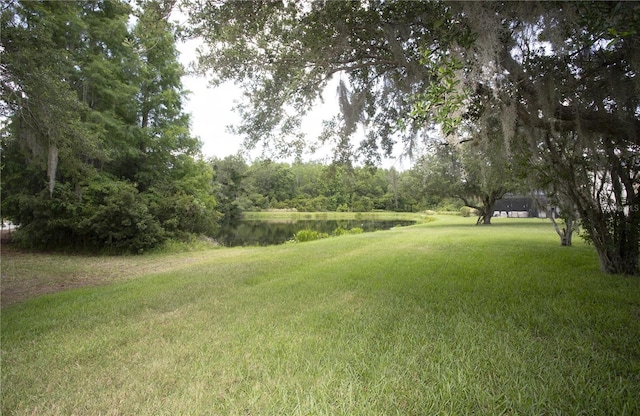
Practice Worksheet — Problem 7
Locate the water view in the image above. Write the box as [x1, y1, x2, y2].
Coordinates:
[215, 219, 416, 247]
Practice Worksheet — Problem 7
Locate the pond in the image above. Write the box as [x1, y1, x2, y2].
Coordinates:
[215, 218, 416, 247]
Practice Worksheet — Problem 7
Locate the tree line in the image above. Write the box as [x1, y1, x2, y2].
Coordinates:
[210, 145, 532, 226]
[211, 156, 466, 224]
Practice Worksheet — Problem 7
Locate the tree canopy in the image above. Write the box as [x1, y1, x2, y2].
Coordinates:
[187, 0, 470, 161]
[187, 0, 639, 274]
[450, 1, 639, 274]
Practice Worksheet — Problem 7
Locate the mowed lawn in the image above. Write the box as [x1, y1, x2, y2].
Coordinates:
[2, 216, 639, 415]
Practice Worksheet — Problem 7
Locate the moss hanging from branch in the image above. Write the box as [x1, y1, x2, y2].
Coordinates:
[47, 144, 58, 197]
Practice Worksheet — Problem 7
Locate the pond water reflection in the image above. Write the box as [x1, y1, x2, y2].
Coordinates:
[215, 219, 415, 247]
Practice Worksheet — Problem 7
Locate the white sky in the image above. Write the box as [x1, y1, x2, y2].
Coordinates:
[178, 38, 244, 159]
[177, 35, 409, 169]
[178, 37, 339, 163]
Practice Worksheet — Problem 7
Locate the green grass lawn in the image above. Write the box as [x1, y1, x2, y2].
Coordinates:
[2, 216, 639, 415]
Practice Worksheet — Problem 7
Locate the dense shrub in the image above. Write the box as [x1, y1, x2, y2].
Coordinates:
[78, 177, 165, 253]
[11, 183, 83, 249]
[352, 196, 374, 212]
[8, 172, 221, 253]
[9, 176, 164, 253]
[333, 227, 363, 236]
[151, 190, 219, 238]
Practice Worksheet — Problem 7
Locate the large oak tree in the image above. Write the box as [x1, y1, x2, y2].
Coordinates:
[187, 0, 639, 274]
[446, 2, 640, 274]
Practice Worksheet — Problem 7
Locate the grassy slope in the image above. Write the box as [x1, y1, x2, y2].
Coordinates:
[2, 217, 639, 415]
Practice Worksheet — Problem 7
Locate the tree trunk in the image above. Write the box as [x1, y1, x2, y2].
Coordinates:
[460, 193, 501, 225]
[477, 209, 493, 225]
[477, 196, 496, 225]
[596, 243, 639, 275]
[586, 210, 639, 275]
[562, 220, 574, 246]
[550, 211, 575, 246]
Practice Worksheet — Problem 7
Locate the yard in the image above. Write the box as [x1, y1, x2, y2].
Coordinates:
[2, 216, 639, 415]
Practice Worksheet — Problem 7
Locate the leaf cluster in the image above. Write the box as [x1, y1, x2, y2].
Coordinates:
[187, 0, 472, 162]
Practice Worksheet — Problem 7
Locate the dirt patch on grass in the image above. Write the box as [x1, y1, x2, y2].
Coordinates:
[0, 243, 219, 307]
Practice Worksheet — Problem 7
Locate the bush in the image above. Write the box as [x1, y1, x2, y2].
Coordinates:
[11, 183, 82, 249]
[151, 191, 219, 238]
[293, 229, 329, 242]
[10, 177, 166, 253]
[333, 227, 349, 236]
[460, 206, 472, 217]
[352, 196, 374, 212]
[79, 178, 165, 253]
[437, 198, 464, 212]
[333, 227, 363, 236]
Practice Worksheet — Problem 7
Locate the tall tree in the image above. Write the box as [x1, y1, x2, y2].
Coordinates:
[211, 155, 249, 224]
[127, 0, 201, 188]
[415, 137, 516, 225]
[1, 0, 136, 248]
[1, 1, 116, 196]
[248, 159, 296, 205]
[1, 0, 217, 252]
[435, 2, 640, 274]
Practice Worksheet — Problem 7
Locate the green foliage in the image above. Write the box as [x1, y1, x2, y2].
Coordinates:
[79, 176, 164, 253]
[351, 196, 374, 212]
[410, 50, 467, 135]
[1, 0, 218, 253]
[293, 229, 329, 243]
[150, 190, 217, 240]
[435, 198, 464, 213]
[10, 184, 83, 249]
[210, 158, 433, 214]
[8, 175, 165, 253]
[459, 206, 473, 217]
[294, 225, 363, 242]
[413, 137, 519, 224]
[332, 227, 349, 236]
[211, 155, 249, 224]
[248, 160, 296, 203]
[187, 1, 464, 162]
[336, 203, 350, 212]
[187, 1, 639, 273]
[333, 227, 363, 236]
